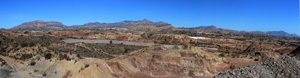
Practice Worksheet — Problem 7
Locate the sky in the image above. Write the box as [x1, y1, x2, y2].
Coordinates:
[0, 0, 299, 35]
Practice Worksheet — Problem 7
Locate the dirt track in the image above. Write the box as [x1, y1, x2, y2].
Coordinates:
[62, 39, 159, 46]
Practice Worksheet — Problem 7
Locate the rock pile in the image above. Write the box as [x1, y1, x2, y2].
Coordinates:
[213, 56, 300, 78]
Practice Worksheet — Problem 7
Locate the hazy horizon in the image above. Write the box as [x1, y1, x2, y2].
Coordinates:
[0, 0, 299, 35]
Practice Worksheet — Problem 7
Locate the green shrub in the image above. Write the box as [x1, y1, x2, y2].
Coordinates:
[0, 48, 6, 52]
[20, 54, 33, 60]
[34, 70, 38, 72]
[124, 48, 129, 53]
[229, 64, 235, 70]
[44, 53, 52, 60]
[110, 40, 113, 44]
[21, 43, 28, 47]
[160, 41, 169, 44]
[29, 42, 35, 47]
[42, 72, 47, 76]
[20, 42, 35, 47]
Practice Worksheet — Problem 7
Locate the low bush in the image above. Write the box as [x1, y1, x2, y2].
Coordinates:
[20, 54, 33, 60]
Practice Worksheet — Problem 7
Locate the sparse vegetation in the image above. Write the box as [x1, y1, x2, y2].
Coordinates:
[110, 40, 113, 44]
[229, 64, 235, 70]
[20, 53, 33, 60]
[29, 61, 36, 66]
[0, 19, 299, 78]
[42, 72, 47, 76]
[44, 53, 52, 60]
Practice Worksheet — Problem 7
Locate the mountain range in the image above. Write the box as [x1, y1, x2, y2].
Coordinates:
[9, 19, 172, 31]
[6, 19, 300, 38]
[188, 25, 300, 38]
[254, 31, 300, 38]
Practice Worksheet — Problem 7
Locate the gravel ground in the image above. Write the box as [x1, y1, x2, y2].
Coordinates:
[213, 56, 300, 78]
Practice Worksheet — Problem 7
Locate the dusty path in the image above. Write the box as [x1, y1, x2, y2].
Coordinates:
[62, 39, 159, 46]
[0, 55, 17, 65]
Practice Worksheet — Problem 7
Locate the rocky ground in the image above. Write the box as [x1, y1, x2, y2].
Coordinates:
[0, 25, 300, 78]
[213, 56, 300, 78]
[0, 45, 230, 78]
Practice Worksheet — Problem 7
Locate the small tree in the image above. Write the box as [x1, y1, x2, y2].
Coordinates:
[21, 43, 28, 47]
[24, 31, 30, 34]
[229, 64, 235, 70]
[44, 53, 52, 60]
[109, 40, 113, 44]
[124, 48, 129, 54]
[29, 42, 35, 47]
[20, 53, 33, 60]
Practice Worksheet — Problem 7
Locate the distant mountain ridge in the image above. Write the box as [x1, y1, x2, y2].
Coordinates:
[9, 19, 173, 30]
[70, 19, 171, 29]
[185, 25, 238, 31]
[187, 26, 300, 38]
[252, 30, 300, 38]
[7, 20, 299, 38]
[188, 25, 217, 30]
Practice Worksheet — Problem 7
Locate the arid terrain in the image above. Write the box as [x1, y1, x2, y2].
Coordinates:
[0, 20, 299, 78]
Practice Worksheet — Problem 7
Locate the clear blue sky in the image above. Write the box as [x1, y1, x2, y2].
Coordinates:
[0, 0, 299, 35]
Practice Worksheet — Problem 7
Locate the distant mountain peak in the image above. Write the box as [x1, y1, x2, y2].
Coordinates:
[9, 20, 68, 30]
[93, 22, 100, 23]
[141, 19, 150, 22]
[207, 25, 217, 28]
[121, 19, 151, 23]
[84, 22, 101, 24]
[32, 20, 44, 22]
[191, 25, 217, 30]
[137, 19, 152, 24]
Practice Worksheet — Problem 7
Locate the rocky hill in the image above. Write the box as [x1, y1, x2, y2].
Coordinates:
[213, 56, 300, 78]
[10, 20, 69, 30]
